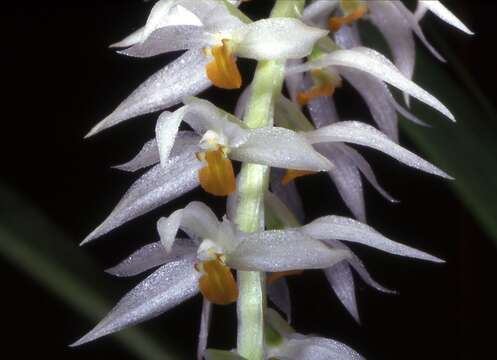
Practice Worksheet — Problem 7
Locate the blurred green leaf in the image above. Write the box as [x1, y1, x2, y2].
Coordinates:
[0, 183, 180, 360]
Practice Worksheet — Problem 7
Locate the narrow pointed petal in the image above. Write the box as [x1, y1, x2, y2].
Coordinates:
[414, 3, 429, 22]
[234, 86, 251, 119]
[198, 299, 212, 360]
[268, 278, 292, 323]
[121, 25, 212, 58]
[270, 169, 305, 225]
[340, 67, 399, 142]
[289, 47, 454, 121]
[156, 108, 186, 166]
[301, 216, 444, 262]
[336, 144, 397, 203]
[328, 239, 395, 293]
[82, 151, 202, 244]
[368, 1, 416, 81]
[420, 0, 474, 35]
[305, 76, 340, 128]
[305, 121, 452, 179]
[114, 131, 199, 172]
[324, 262, 359, 323]
[316, 143, 366, 222]
[273, 333, 364, 360]
[71, 256, 200, 346]
[234, 18, 328, 60]
[228, 229, 351, 272]
[158, 201, 220, 252]
[86, 49, 211, 137]
[392, 98, 430, 127]
[106, 239, 197, 277]
[391, 1, 446, 62]
[231, 127, 334, 172]
[110, 27, 144, 48]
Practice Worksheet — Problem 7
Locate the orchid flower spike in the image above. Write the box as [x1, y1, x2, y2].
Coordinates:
[155, 97, 333, 196]
[72, 202, 352, 350]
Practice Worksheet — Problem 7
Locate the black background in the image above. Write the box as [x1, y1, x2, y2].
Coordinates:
[2, 1, 497, 359]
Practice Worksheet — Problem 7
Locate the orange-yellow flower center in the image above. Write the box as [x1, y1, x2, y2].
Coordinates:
[329, 4, 368, 32]
[197, 146, 236, 196]
[197, 257, 239, 305]
[267, 270, 304, 285]
[205, 39, 242, 90]
[297, 69, 337, 106]
[282, 169, 317, 185]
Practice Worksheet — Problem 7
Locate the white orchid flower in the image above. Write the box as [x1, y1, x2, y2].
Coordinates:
[86, 0, 327, 137]
[287, 45, 455, 122]
[72, 201, 352, 351]
[155, 97, 334, 196]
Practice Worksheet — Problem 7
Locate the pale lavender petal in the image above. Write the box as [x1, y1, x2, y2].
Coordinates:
[303, 75, 340, 127]
[368, 0, 416, 81]
[274, 333, 364, 360]
[340, 67, 399, 142]
[106, 239, 197, 277]
[333, 23, 361, 49]
[198, 299, 212, 360]
[337, 144, 397, 203]
[113, 131, 199, 172]
[285, 59, 304, 103]
[81, 151, 202, 244]
[268, 278, 292, 323]
[392, 1, 446, 62]
[301, 216, 444, 262]
[234, 86, 251, 119]
[228, 229, 351, 272]
[71, 256, 200, 346]
[316, 143, 366, 222]
[305, 121, 452, 179]
[324, 262, 359, 323]
[121, 25, 212, 58]
[270, 169, 305, 224]
[86, 49, 211, 137]
[328, 239, 394, 293]
[414, 3, 429, 22]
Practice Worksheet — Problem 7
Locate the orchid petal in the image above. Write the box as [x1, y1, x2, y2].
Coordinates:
[110, 27, 144, 48]
[324, 262, 359, 323]
[339, 67, 399, 142]
[106, 239, 197, 277]
[231, 127, 333, 172]
[228, 229, 351, 272]
[273, 333, 364, 360]
[234, 18, 328, 60]
[336, 144, 397, 203]
[307, 91, 340, 128]
[86, 49, 211, 137]
[81, 151, 202, 244]
[420, 0, 474, 35]
[275, 95, 315, 131]
[114, 131, 199, 172]
[302, 0, 339, 26]
[305, 121, 452, 179]
[285, 59, 304, 103]
[156, 109, 186, 166]
[368, 0, 416, 81]
[268, 278, 292, 323]
[198, 299, 212, 360]
[301, 216, 444, 262]
[289, 47, 454, 121]
[121, 25, 212, 58]
[71, 256, 199, 346]
[391, 1, 446, 62]
[316, 143, 366, 222]
[234, 86, 251, 119]
[157, 201, 220, 252]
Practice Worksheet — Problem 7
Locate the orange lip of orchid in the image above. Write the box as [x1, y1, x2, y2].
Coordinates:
[282, 169, 317, 185]
[297, 69, 337, 106]
[197, 257, 239, 305]
[197, 146, 237, 197]
[329, 4, 368, 32]
[205, 39, 242, 90]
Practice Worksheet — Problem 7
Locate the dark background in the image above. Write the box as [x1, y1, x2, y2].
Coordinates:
[2, 0, 496, 359]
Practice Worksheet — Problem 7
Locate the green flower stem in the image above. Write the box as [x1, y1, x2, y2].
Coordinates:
[234, 1, 305, 359]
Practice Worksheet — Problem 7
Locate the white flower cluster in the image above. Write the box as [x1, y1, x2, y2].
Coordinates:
[73, 1, 472, 359]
